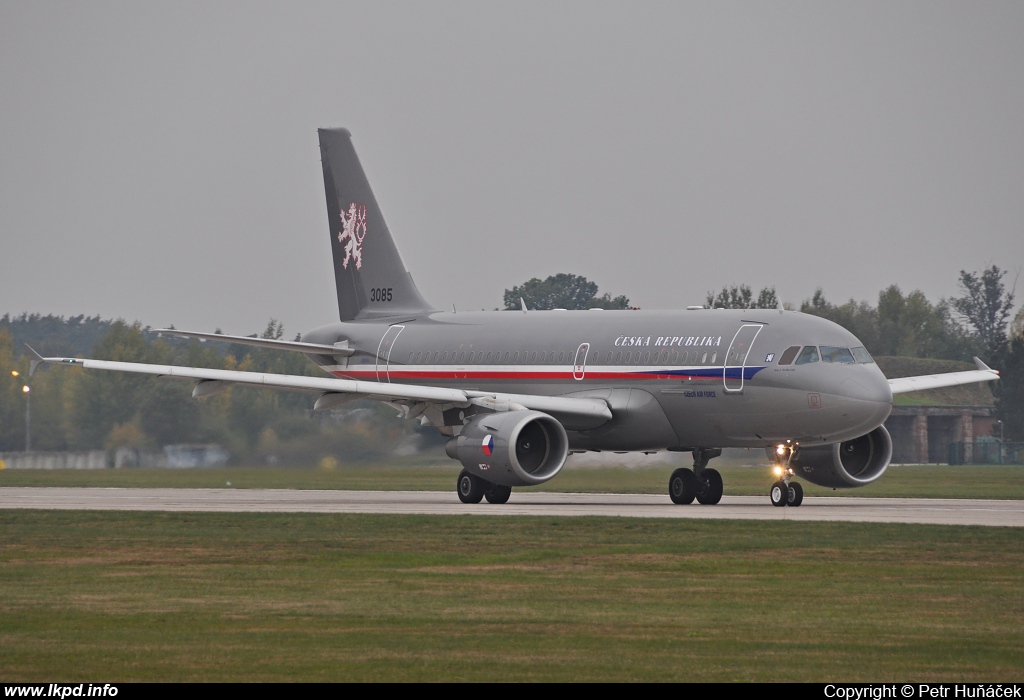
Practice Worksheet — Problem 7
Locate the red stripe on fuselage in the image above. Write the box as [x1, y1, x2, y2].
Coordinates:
[329, 369, 721, 382]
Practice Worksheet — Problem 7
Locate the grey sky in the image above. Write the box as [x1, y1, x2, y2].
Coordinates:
[1, 1, 1022, 336]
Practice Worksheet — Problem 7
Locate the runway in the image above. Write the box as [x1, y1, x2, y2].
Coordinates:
[2, 487, 1023, 526]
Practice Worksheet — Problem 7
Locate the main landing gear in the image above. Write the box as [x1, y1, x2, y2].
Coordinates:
[669, 448, 723, 505]
[457, 470, 512, 504]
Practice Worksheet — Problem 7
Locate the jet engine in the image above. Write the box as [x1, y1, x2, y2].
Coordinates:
[445, 410, 569, 487]
[773, 425, 893, 489]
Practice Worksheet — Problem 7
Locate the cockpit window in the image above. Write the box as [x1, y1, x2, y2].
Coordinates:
[794, 346, 819, 365]
[777, 346, 801, 365]
[851, 346, 874, 364]
[820, 346, 855, 363]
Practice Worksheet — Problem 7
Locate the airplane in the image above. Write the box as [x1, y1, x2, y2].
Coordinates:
[28, 127, 1001, 507]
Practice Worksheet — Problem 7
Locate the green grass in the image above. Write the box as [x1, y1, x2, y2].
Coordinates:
[1, 510, 1021, 681]
[2, 462, 1024, 499]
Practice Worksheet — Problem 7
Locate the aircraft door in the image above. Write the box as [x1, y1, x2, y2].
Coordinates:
[573, 343, 590, 380]
[375, 325, 405, 383]
[723, 324, 763, 393]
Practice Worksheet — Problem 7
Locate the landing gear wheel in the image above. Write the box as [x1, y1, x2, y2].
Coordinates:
[695, 468, 724, 505]
[669, 468, 697, 504]
[770, 481, 788, 507]
[787, 482, 803, 507]
[484, 484, 512, 504]
[457, 470, 485, 504]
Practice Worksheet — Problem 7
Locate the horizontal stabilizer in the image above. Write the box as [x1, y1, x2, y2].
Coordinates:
[156, 329, 354, 357]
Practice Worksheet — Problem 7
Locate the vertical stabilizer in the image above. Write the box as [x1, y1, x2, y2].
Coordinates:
[319, 128, 435, 321]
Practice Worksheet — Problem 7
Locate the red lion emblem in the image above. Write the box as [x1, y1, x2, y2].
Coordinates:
[338, 202, 367, 270]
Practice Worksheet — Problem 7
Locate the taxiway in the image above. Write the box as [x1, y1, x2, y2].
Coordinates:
[2, 487, 1023, 527]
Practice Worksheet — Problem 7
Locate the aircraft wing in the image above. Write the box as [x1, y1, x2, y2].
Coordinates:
[887, 357, 1000, 395]
[27, 348, 612, 422]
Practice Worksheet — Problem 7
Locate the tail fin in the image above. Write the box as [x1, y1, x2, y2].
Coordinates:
[319, 128, 435, 321]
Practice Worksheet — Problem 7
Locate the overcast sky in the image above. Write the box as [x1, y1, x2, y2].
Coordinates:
[2, 1, 1022, 336]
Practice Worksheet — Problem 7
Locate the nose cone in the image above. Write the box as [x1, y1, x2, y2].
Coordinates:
[839, 373, 893, 404]
[836, 368, 893, 436]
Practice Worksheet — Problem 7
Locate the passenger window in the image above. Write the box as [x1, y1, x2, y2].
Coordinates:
[851, 346, 874, 364]
[701, 352, 708, 363]
[644, 351, 651, 363]
[778, 346, 801, 365]
[442, 352, 448, 363]
[458, 352, 465, 363]
[710, 352, 717, 364]
[820, 346, 855, 363]
[433, 352, 439, 363]
[795, 346, 819, 365]
[503, 352, 510, 362]
[539, 351, 546, 362]
[558, 352, 564, 362]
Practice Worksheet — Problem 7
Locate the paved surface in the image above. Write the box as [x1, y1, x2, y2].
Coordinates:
[2, 487, 1023, 526]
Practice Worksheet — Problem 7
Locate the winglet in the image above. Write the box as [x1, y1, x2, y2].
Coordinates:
[520, 297, 528, 314]
[25, 345, 46, 376]
[973, 356, 997, 374]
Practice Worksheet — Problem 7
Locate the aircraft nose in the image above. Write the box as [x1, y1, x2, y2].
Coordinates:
[839, 374, 893, 405]
[836, 370, 893, 432]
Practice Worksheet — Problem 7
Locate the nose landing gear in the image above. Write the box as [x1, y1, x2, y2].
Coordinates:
[769, 443, 804, 507]
[770, 479, 803, 507]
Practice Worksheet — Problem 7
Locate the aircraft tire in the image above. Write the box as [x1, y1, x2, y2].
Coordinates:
[696, 468, 723, 505]
[484, 484, 512, 504]
[770, 481, 788, 507]
[457, 470, 485, 504]
[669, 468, 697, 505]
[787, 482, 803, 507]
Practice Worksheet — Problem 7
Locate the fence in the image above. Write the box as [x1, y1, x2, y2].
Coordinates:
[947, 441, 1024, 465]
[0, 444, 229, 470]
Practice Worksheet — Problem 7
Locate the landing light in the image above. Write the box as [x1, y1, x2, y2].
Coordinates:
[773, 466, 783, 477]
[775, 444, 787, 456]
[22, 385, 30, 393]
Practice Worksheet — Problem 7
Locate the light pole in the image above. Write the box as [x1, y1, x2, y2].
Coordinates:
[11, 370, 30, 452]
[996, 420, 1004, 465]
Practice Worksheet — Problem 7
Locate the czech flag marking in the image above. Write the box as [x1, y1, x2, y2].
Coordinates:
[481, 434, 494, 456]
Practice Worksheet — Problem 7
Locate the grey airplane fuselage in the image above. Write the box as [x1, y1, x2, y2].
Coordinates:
[302, 307, 893, 452]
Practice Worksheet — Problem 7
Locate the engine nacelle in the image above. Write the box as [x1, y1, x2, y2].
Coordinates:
[771, 425, 893, 489]
[445, 410, 569, 487]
